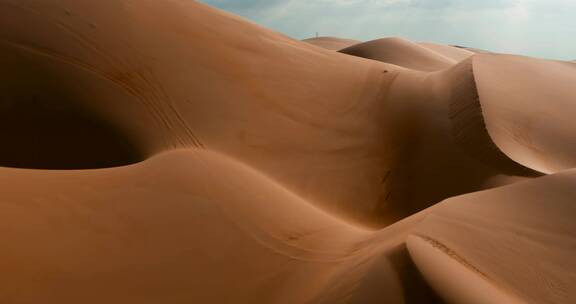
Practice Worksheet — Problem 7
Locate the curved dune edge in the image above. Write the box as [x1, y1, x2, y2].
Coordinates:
[439, 58, 542, 176]
[407, 235, 523, 304]
[472, 54, 576, 173]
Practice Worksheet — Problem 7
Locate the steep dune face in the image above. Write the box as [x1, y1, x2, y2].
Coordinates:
[1, 0, 576, 303]
[436, 58, 538, 176]
[472, 54, 576, 173]
[371, 58, 538, 223]
[339, 37, 455, 71]
[303, 37, 361, 51]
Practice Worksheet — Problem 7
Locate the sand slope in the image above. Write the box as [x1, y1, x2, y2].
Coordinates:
[408, 170, 576, 303]
[1, 0, 576, 303]
[0, 149, 404, 303]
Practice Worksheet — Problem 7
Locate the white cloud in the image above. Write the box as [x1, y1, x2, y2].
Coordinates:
[201, 0, 576, 60]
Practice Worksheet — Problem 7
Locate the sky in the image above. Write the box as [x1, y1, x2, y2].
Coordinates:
[200, 0, 576, 60]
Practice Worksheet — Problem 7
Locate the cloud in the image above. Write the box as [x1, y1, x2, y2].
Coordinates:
[204, 0, 285, 9]
[200, 0, 576, 60]
[204, 0, 515, 11]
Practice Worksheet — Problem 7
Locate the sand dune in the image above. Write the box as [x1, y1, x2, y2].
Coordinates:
[409, 169, 576, 303]
[1, 0, 576, 303]
[0, 149, 395, 303]
[339, 37, 456, 71]
[303, 36, 361, 51]
[472, 54, 576, 173]
[453, 45, 493, 54]
[418, 42, 474, 62]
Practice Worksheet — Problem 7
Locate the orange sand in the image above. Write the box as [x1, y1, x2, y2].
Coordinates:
[1, 0, 575, 303]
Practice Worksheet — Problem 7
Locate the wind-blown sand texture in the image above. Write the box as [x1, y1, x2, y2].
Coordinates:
[1, 0, 575, 303]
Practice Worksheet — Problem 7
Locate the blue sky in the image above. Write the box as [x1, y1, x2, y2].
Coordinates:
[200, 0, 576, 60]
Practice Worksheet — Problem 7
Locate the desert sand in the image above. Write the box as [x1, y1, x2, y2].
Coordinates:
[303, 37, 361, 51]
[0, 0, 575, 303]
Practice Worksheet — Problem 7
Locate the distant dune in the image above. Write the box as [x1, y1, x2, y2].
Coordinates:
[454, 45, 493, 54]
[418, 42, 475, 61]
[1, 0, 576, 303]
[303, 36, 361, 51]
[339, 37, 455, 71]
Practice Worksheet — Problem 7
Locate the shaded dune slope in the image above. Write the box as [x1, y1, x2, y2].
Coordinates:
[365, 56, 541, 224]
[0, 43, 149, 169]
[0, 0, 576, 303]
